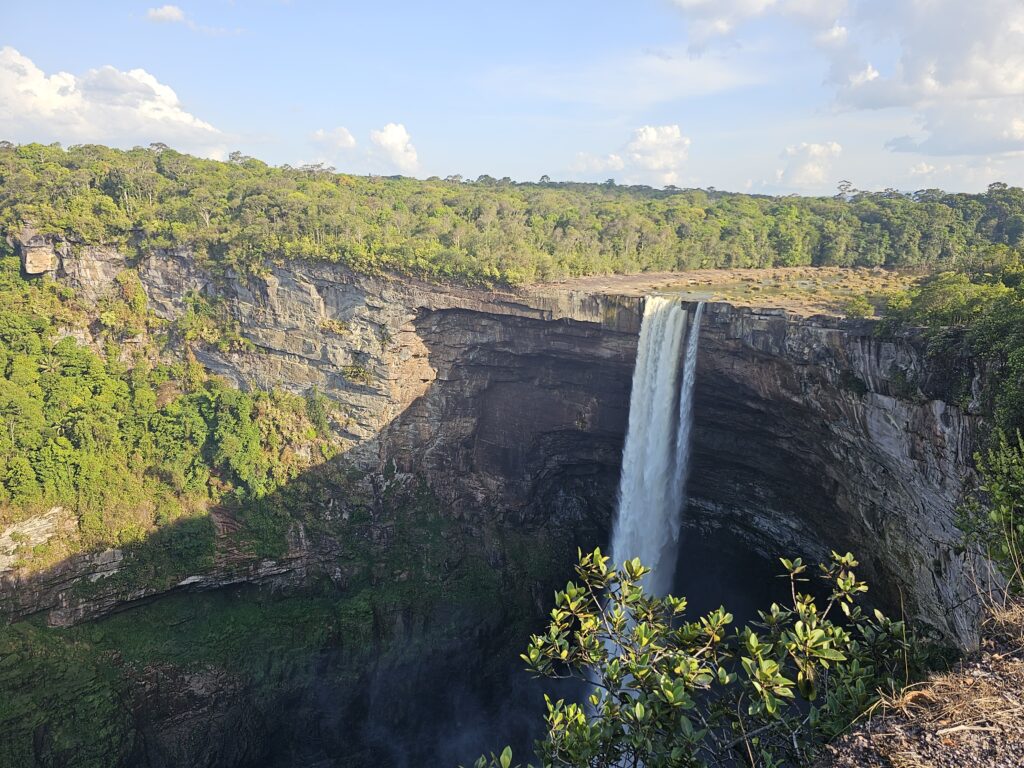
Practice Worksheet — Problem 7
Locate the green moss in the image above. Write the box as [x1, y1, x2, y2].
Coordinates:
[342, 365, 373, 385]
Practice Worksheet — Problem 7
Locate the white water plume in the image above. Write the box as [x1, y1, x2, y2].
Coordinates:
[610, 297, 704, 596]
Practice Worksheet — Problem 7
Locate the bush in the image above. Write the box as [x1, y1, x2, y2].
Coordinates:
[478, 549, 914, 768]
[841, 294, 873, 319]
[959, 431, 1024, 593]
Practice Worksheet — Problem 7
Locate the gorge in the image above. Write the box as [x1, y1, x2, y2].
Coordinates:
[0, 236, 984, 767]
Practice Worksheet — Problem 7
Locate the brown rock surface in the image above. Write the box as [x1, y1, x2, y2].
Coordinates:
[2, 250, 986, 649]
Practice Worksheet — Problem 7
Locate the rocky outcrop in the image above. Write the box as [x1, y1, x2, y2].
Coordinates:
[10, 227, 125, 296]
[10, 225, 60, 274]
[0, 508, 68, 572]
[4, 239, 985, 647]
[688, 305, 981, 646]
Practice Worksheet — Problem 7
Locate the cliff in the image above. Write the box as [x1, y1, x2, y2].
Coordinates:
[3, 238, 984, 649]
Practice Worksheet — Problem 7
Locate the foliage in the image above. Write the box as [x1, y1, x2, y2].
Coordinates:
[0, 248, 336, 576]
[840, 294, 873, 319]
[173, 290, 253, 353]
[478, 549, 914, 768]
[959, 431, 1024, 593]
[881, 252, 1024, 436]
[2, 143, 1024, 287]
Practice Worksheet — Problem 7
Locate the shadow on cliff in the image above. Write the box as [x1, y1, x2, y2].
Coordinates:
[0, 303, 640, 767]
[0, 298, 979, 767]
[0, 453, 589, 768]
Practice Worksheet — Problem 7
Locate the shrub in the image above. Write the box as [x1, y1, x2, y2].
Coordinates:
[959, 430, 1024, 593]
[478, 549, 914, 768]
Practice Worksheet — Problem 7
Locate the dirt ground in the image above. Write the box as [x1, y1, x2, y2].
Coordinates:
[818, 601, 1024, 768]
[537, 267, 920, 318]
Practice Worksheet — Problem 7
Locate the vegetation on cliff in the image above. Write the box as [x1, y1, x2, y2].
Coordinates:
[2, 142, 1024, 286]
[0, 241, 338, 576]
[879, 247, 1024, 436]
[959, 432, 1024, 594]
[0, 476, 560, 768]
[479, 549, 916, 768]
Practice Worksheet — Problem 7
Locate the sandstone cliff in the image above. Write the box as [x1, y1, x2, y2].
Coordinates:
[3, 237, 985, 648]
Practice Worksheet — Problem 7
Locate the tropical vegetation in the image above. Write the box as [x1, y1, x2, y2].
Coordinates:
[2, 142, 1024, 286]
[476, 549, 915, 768]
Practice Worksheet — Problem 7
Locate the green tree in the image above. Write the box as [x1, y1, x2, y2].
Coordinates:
[959, 431, 1024, 592]
[479, 549, 912, 768]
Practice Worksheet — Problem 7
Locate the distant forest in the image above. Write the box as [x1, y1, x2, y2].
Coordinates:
[1, 141, 1023, 286]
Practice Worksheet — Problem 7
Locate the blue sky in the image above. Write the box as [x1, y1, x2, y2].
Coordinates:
[3, 1, 1024, 193]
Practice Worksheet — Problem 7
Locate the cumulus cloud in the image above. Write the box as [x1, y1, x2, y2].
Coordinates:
[570, 152, 625, 174]
[672, 0, 1024, 158]
[0, 46, 223, 156]
[369, 123, 418, 173]
[833, 1, 1024, 155]
[671, 0, 846, 48]
[624, 125, 692, 185]
[146, 5, 185, 23]
[311, 126, 357, 150]
[571, 125, 691, 186]
[776, 141, 842, 189]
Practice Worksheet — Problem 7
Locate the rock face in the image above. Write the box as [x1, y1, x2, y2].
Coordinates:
[4, 240, 984, 648]
[11, 225, 60, 274]
[688, 305, 981, 645]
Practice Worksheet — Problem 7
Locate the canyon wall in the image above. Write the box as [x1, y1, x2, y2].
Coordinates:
[4, 240, 984, 647]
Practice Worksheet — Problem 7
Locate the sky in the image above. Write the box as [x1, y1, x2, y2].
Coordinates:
[2, 0, 1024, 194]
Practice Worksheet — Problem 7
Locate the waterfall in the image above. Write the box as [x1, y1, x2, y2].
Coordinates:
[610, 297, 704, 597]
[671, 301, 704, 515]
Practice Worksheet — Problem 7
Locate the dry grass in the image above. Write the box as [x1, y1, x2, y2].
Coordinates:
[820, 599, 1024, 768]
[989, 600, 1024, 653]
[877, 665, 1024, 736]
[542, 266, 921, 318]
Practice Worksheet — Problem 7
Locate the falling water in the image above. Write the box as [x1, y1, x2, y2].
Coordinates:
[610, 297, 704, 596]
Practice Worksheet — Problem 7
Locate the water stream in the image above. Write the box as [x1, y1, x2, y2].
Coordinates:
[610, 297, 704, 595]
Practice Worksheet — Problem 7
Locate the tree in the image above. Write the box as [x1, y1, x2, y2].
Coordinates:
[478, 549, 912, 768]
[841, 294, 873, 319]
[959, 431, 1024, 592]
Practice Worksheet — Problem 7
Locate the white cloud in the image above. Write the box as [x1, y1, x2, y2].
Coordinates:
[144, 4, 238, 35]
[570, 152, 625, 174]
[848, 64, 879, 87]
[625, 125, 692, 185]
[671, 0, 1024, 158]
[147, 5, 185, 23]
[816, 23, 847, 46]
[369, 123, 418, 173]
[0, 46, 223, 157]
[776, 141, 842, 189]
[571, 125, 692, 186]
[312, 126, 356, 150]
[908, 161, 935, 176]
[835, 1, 1024, 107]
[826, 1, 1024, 155]
[671, 0, 846, 48]
[672, 0, 778, 44]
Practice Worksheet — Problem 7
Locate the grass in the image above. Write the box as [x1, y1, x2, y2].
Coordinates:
[821, 597, 1024, 767]
[561, 266, 920, 317]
